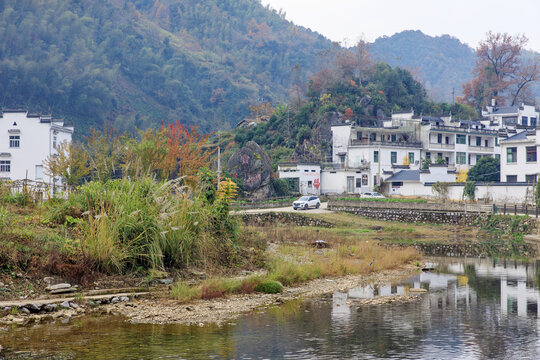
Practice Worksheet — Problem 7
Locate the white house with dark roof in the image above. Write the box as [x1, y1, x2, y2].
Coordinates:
[385, 165, 456, 195]
[482, 102, 539, 129]
[500, 129, 539, 183]
[0, 109, 73, 185]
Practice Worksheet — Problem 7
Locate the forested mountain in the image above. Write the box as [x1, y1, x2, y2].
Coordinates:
[370, 30, 476, 102]
[0, 0, 331, 136]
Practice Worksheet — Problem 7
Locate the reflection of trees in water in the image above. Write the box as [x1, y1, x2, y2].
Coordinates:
[464, 264, 501, 300]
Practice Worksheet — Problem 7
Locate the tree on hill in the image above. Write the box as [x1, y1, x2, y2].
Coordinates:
[467, 157, 500, 182]
[459, 32, 540, 112]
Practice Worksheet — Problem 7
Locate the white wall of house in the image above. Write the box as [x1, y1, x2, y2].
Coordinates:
[320, 169, 371, 194]
[394, 182, 532, 204]
[419, 166, 456, 183]
[331, 125, 351, 163]
[500, 131, 539, 183]
[0, 111, 73, 185]
[483, 104, 539, 128]
[278, 163, 321, 195]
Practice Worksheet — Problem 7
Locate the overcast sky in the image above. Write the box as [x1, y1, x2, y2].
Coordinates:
[261, 0, 540, 51]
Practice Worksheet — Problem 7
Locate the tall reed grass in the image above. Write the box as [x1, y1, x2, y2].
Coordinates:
[46, 177, 239, 273]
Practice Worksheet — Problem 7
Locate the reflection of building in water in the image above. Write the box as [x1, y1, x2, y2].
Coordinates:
[331, 291, 351, 322]
[331, 258, 540, 323]
[501, 280, 539, 317]
[434, 257, 540, 318]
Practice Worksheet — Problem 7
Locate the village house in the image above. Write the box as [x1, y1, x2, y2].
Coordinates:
[277, 162, 321, 195]
[0, 109, 73, 185]
[500, 129, 539, 183]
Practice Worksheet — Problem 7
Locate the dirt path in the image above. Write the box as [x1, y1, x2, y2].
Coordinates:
[106, 265, 419, 325]
[232, 202, 332, 214]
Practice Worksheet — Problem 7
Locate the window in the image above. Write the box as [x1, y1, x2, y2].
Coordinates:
[9, 135, 19, 148]
[507, 147, 517, 163]
[391, 152, 397, 164]
[308, 181, 313, 188]
[476, 137, 481, 146]
[362, 174, 368, 186]
[531, 117, 537, 127]
[53, 136, 57, 149]
[495, 154, 500, 160]
[0, 160, 10, 172]
[437, 134, 442, 143]
[495, 137, 499, 146]
[370, 133, 376, 141]
[408, 152, 414, 163]
[456, 152, 466, 164]
[445, 136, 449, 144]
[522, 116, 528, 126]
[426, 152, 431, 160]
[526, 174, 537, 184]
[311, 169, 316, 172]
[373, 151, 379, 163]
[456, 134, 466, 144]
[506, 175, 518, 183]
[485, 139, 489, 147]
[437, 153, 443, 160]
[476, 155, 482, 162]
[391, 134, 396, 142]
[356, 178, 362, 188]
[35, 165, 43, 180]
[526, 146, 537, 162]
[357, 131, 362, 140]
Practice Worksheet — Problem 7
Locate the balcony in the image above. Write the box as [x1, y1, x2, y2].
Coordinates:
[322, 162, 370, 171]
[429, 142, 455, 150]
[350, 139, 423, 148]
[468, 145, 495, 153]
[430, 124, 498, 136]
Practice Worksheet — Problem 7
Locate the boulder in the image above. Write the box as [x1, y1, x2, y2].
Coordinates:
[46, 283, 71, 292]
[60, 301, 70, 309]
[228, 141, 274, 199]
[43, 303, 57, 312]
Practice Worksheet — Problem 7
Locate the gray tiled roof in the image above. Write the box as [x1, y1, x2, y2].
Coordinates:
[489, 106, 519, 115]
[386, 170, 420, 182]
[501, 131, 529, 142]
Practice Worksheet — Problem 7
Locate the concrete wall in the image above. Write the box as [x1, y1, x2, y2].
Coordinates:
[392, 182, 534, 204]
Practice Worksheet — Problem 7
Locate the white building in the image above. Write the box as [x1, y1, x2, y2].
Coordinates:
[278, 162, 321, 195]
[385, 164, 456, 195]
[0, 109, 73, 185]
[500, 129, 538, 183]
[482, 102, 539, 129]
[420, 118, 499, 171]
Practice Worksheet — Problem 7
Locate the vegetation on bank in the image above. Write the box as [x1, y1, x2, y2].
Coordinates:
[171, 224, 420, 302]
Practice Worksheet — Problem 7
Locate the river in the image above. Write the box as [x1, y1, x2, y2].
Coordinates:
[2, 257, 540, 359]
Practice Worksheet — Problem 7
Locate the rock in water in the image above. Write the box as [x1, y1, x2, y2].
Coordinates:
[227, 141, 274, 199]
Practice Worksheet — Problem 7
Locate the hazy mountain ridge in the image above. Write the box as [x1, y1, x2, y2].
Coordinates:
[0, 0, 332, 136]
[370, 30, 476, 102]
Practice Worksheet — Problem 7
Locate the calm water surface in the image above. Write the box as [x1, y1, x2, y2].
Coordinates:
[2, 257, 540, 359]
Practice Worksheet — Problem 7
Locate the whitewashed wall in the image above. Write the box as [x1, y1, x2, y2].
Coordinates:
[394, 182, 533, 203]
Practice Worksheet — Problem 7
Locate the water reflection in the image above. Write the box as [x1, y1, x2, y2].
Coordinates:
[3, 258, 540, 359]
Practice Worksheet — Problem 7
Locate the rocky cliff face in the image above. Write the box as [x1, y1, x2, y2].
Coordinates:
[227, 141, 274, 199]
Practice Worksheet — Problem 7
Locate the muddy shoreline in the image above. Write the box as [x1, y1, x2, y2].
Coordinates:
[0, 265, 420, 327]
[105, 265, 420, 325]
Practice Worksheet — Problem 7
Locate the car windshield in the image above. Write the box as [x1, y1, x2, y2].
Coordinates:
[372, 192, 381, 196]
[298, 196, 310, 201]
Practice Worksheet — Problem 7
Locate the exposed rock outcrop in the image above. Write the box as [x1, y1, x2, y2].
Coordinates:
[228, 141, 274, 199]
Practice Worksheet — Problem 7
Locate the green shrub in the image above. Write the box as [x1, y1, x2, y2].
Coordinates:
[0, 206, 9, 232]
[272, 178, 290, 197]
[254, 280, 283, 294]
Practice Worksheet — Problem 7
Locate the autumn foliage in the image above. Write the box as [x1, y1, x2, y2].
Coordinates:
[459, 32, 539, 111]
[44, 122, 215, 186]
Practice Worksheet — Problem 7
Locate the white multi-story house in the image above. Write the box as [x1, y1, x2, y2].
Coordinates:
[482, 102, 539, 129]
[420, 118, 499, 171]
[331, 121, 422, 190]
[0, 109, 73, 185]
[500, 129, 539, 183]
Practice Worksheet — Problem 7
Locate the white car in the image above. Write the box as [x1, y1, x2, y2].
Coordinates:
[361, 192, 385, 199]
[293, 196, 321, 210]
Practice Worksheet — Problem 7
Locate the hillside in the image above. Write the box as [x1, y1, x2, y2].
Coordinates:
[0, 0, 332, 136]
[370, 30, 475, 102]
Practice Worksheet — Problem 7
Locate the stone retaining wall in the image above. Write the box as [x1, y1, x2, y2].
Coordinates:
[237, 212, 334, 228]
[329, 205, 486, 225]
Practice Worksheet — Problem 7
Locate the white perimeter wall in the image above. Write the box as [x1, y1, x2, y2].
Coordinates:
[395, 182, 532, 203]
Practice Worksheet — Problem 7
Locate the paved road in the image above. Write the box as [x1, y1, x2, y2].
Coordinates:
[233, 202, 332, 214]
